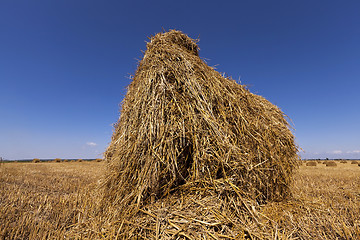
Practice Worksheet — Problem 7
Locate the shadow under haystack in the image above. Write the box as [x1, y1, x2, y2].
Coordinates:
[103, 30, 299, 238]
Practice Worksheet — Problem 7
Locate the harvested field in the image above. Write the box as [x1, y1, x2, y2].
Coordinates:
[1, 161, 359, 239]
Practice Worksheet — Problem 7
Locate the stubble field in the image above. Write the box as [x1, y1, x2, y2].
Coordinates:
[1, 160, 359, 239]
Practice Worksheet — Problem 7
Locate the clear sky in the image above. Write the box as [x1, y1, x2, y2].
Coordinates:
[1, 0, 359, 160]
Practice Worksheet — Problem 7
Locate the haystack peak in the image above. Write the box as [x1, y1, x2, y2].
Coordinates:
[146, 30, 199, 56]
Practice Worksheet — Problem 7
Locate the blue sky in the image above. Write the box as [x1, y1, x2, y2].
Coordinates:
[1, 0, 359, 160]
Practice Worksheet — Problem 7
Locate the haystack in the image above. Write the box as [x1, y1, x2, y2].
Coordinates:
[306, 161, 317, 166]
[325, 161, 337, 167]
[102, 30, 299, 238]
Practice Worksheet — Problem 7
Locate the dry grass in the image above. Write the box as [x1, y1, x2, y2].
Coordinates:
[1, 161, 359, 239]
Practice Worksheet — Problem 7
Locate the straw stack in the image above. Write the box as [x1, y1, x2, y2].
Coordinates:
[102, 30, 299, 238]
[325, 161, 337, 167]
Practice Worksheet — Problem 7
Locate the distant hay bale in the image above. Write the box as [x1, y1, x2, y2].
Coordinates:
[306, 161, 317, 166]
[326, 161, 337, 167]
[53, 158, 61, 163]
[77, 159, 83, 162]
[63, 159, 68, 162]
[95, 158, 102, 162]
[351, 161, 358, 164]
[340, 160, 347, 163]
[32, 158, 40, 163]
[102, 30, 299, 237]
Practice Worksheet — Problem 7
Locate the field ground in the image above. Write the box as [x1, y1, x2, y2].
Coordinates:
[1, 161, 359, 239]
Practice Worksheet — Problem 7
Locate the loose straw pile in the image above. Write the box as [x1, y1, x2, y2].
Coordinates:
[102, 30, 299, 238]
